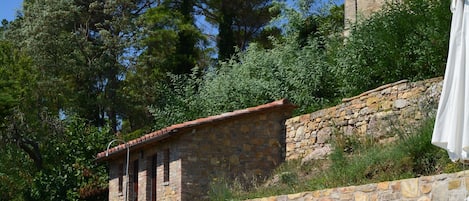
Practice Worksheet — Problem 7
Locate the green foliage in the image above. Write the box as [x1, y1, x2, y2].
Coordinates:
[0, 39, 110, 201]
[24, 116, 111, 201]
[209, 177, 234, 201]
[0, 146, 35, 201]
[149, 35, 340, 129]
[0, 41, 22, 119]
[138, 1, 205, 75]
[10, 0, 157, 133]
[396, 118, 459, 175]
[202, 38, 338, 115]
[0, 113, 111, 200]
[148, 1, 348, 129]
[200, 0, 279, 60]
[149, 69, 203, 129]
[336, 0, 451, 96]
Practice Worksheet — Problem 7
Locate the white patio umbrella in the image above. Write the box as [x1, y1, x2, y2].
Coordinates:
[432, 0, 469, 162]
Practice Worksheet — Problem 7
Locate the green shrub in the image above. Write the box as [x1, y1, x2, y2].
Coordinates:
[150, 36, 341, 129]
[335, 0, 451, 96]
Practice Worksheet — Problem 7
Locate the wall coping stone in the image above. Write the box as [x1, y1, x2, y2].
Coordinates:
[342, 79, 409, 102]
[247, 170, 469, 201]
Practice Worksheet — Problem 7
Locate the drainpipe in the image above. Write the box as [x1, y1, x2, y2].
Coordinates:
[106, 139, 130, 201]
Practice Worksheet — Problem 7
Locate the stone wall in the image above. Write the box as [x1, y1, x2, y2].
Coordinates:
[179, 108, 293, 200]
[248, 170, 469, 201]
[286, 77, 443, 161]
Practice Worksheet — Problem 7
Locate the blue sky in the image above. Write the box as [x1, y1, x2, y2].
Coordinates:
[0, 0, 343, 22]
[0, 0, 23, 21]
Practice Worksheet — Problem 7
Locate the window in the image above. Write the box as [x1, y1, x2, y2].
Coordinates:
[118, 163, 123, 193]
[164, 149, 169, 183]
[151, 154, 157, 201]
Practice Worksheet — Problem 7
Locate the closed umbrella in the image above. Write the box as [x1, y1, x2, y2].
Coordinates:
[432, 0, 469, 162]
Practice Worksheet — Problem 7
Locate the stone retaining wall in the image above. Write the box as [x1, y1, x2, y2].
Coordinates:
[286, 77, 443, 161]
[247, 170, 469, 201]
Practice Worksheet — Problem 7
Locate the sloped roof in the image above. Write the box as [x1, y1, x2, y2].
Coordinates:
[96, 99, 296, 161]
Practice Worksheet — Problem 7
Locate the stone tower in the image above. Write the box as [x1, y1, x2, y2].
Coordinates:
[344, 0, 394, 36]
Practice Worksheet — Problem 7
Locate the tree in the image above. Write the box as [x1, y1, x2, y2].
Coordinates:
[25, 117, 110, 201]
[0, 42, 110, 199]
[0, 40, 47, 169]
[11, 0, 153, 133]
[136, 0, 205, 75]
[0, 41, 21, 119]
[198, 0, 280, 61]
[120, 0, 206, 133]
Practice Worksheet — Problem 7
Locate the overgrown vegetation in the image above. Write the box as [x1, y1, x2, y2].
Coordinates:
[209, 118, 464, 200]
[151, 0, 451, 129]
[336, 0, 451, 96]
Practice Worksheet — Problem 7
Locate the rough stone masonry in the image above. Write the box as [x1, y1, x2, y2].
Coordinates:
[285, 77, 443, 162]
[247, 170, 469, 201]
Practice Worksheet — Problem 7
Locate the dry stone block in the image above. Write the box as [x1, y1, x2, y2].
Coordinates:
[420, 184, 432, 194]
[368, 193, 380, 201]
[301, 144, 332, 164]
[339, 193, 353, 200]
[448, 179, 461, 190]
[307, 122, 318, 131]
[430, 182, 446, 201]
[391, 181, 401, 192]
[377, 182, 389, 190]
[394, 99, 408, 109]
[366, 97, 379, 106]
[420, 176, 434, 183]
[338, 186, 355, 194]
[357, 184, 376, 192]
[381, 100, 393, 111]
[354, 192, 367, 201]
[380, 192, 400, 200]
[295, 126, 305, 141]
[401, 178, 418, 198]
[316, 128, 332, 144]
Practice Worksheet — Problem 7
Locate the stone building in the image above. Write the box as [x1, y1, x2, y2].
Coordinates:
[96, 99, 296, 201]
[344, 0, 400, 35]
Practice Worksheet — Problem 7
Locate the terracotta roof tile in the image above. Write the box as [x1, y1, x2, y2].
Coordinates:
[96, 99, 296, 161]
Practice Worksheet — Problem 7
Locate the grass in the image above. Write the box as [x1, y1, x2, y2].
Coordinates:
[209, 117, 466, 200]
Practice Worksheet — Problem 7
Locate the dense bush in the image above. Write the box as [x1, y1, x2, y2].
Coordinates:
[335, 0, 451, 96]
[150, 36, 340, 129]
[199, 37, 338, 115]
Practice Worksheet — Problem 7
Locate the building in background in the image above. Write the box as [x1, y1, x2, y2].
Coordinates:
[344, 0, 399, 36]
[96, 99, 296, 201]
